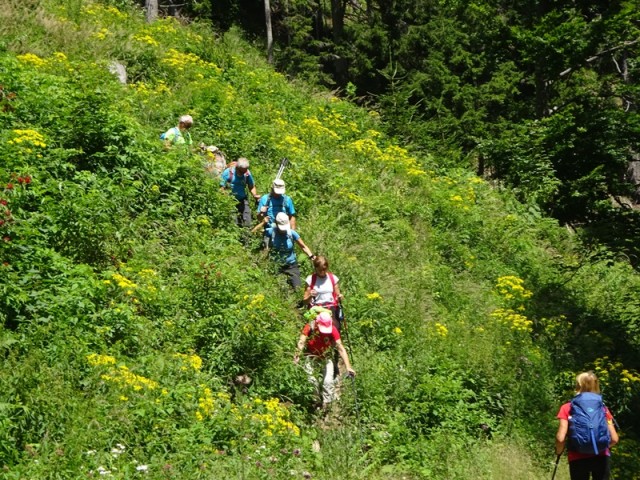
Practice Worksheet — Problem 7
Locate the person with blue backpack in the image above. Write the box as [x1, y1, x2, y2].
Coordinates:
[555, 371, 619, 480]
[219, 157, 260, 228]
[265, 212, 314, 289]
[256, 179, 296, 247]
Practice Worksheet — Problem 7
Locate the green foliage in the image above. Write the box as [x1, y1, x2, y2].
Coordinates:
[1, 1, 640, 478]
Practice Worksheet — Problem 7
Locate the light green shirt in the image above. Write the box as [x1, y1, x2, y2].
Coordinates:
[163, 126, 192, 145]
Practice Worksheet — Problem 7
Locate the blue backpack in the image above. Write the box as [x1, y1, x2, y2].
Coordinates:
[568, 392, 611, 455]
[160, 127, 180, 141]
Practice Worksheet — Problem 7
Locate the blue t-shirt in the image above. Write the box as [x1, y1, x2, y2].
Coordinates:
[265, 227, 300, 265]
[220, 167, 255, 200]
[257, 194, 295, 220]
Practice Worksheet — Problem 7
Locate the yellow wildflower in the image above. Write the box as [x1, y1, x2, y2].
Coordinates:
[16, 53, 47, 68]
[87, 353, 117, 366]
[435, 323, 448, 337]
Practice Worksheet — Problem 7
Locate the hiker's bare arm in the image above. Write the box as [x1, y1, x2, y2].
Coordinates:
[303, 285, 314, 305]
[258, 209, 269, 224]
[293, 334, 308, 363]
[249, 185, 260, 200]
[335, 340, 354, 375]
[609, 422, 619, 446]
[334, 283, 343, 301]
[251, 217, 268, 234]
[289, 215, 297, 230]
[555, 419, 568, 455]
[296, 238, 313, 259]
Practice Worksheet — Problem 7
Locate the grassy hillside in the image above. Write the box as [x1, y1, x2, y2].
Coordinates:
[1, 0, 640, 478]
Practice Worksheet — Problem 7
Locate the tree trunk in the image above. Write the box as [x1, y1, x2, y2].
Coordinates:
[264, 0, 274, 64]
[313, 0, 324, 39]
[330, 0, 345, 43]
[330, 0, 348, 85]
[145, 0, 158, 23]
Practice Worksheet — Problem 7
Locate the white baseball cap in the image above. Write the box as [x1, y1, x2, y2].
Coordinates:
[275, 212, 290, 231]
[272, 179, 285, 195]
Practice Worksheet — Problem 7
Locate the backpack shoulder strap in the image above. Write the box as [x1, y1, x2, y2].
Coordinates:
[328, 273, 338, 304]
[311, 273, 317, 290]
[305, 320, 317, 341]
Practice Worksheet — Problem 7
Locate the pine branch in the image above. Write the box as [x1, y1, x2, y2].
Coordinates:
[557, 37, 640, 78]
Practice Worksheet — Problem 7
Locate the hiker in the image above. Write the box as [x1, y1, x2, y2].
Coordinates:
[555, 371, 619, 480]
[265, 212, 314, 289]
[293, 311, 355, 410]
[220, 157, 260, 228]
[303, 256, 343, 330]
[257, 179, 296, 235]
[303, 256, 345, 377]
[162, 115, 193, 148]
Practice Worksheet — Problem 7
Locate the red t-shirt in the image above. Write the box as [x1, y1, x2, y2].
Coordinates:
[302, 323, 341, 357]
[557, 402, 613, 462]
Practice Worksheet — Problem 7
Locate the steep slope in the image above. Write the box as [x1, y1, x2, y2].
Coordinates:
[1, 1, 639, 479]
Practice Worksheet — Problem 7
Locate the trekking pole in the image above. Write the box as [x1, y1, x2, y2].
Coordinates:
[339, 300, 354, 363]
[275, 157, 289, 181]
[551, 451, 562, 480]
[347, 372, 365, 448]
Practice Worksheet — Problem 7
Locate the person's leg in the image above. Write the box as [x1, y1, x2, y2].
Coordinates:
[234, 199, 250, 228]
[568, 458, 594, 480]
[329, 305, 343, 378]
[321, 358, 335, 406]
[281, 263, 301, 289]
[589, 455, 611, 480]
[303, 357, 320, 398]
[234, 199, 244, 227]
[330, 305, 342, 332]
[240, 199, 252, 228]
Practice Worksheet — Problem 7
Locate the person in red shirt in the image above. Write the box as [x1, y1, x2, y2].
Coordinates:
[555, 371, 619, 480]
[293, 311, 355, 409]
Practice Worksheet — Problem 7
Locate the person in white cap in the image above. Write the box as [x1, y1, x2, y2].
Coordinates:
[162, 114, 193, 148]
[265, 212, 314, 289]
[293, 311, 355, 409]
[256, 178, 297, 231]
